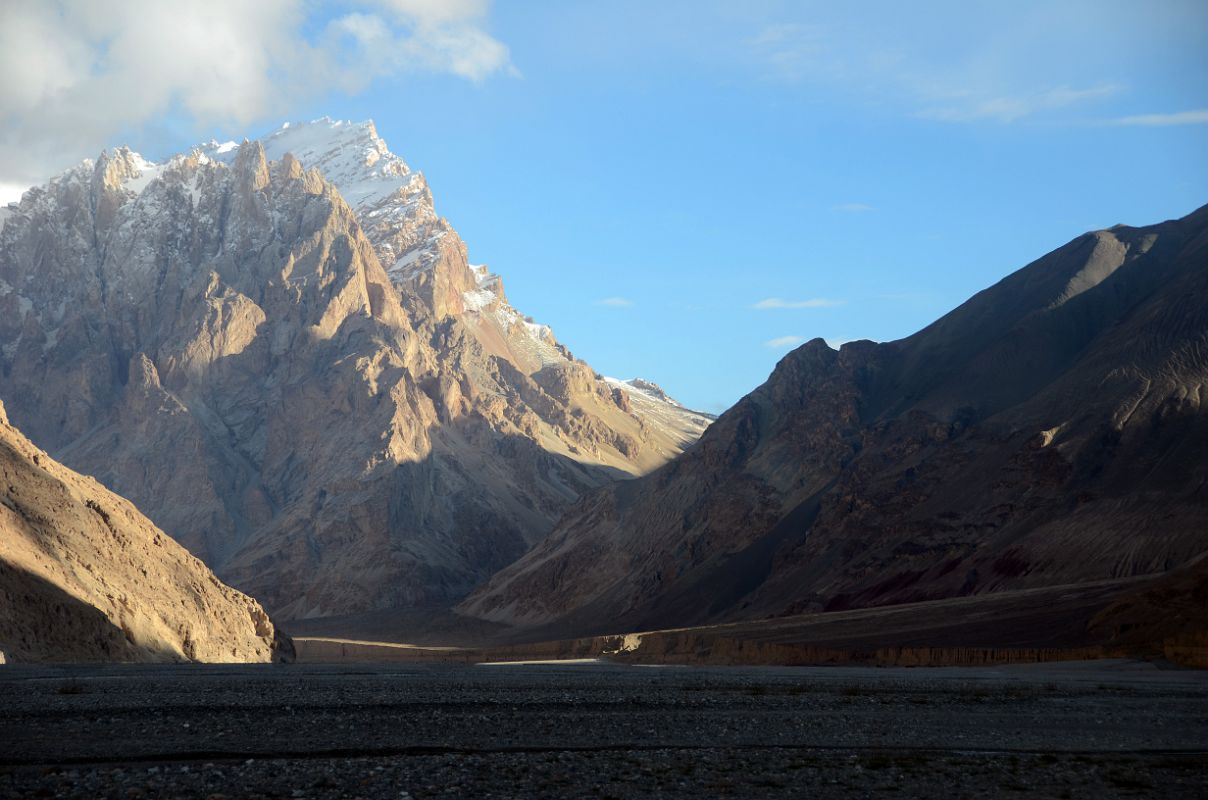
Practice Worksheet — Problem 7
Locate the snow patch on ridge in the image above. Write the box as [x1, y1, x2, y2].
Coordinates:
[463, 287, 497, 312]
[197, 117, 445, 282]
[201, 117, 417, 211]
[121, 156, 163, 194]
[461, 262, 563, 365]
[391, 250, 422, 272]
[179, 119, 663, 393]
[604, 377, 715, 443]
[524, 321, 554, 342]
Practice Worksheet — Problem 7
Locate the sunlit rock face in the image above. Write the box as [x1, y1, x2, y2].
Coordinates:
[0, 119, 710, 619]
[461, 205, 1208, 634]
[0, 400, 289, 663]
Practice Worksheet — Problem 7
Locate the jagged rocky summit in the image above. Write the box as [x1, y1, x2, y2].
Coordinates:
[0, 118, 711, 620]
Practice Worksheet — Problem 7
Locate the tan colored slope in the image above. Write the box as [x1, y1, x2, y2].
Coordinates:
[605, 378, 715, 451]
[229, 119, 710, 469]
[451, 274, 710, 475]
[0, 401, 288, 663]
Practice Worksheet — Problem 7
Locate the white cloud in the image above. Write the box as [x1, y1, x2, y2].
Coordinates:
[596, 297, 634, 307]
[0, 183, 29, 205]
[918, 84, 1122, 124]
[752, 297, 842, 310]
[0, 0, 512, 188]
[764, 335, 806, 348]
[329, 1, 514, 84]
[742, 12, 1131, 126]
[743, 23, 824, 83]
[1110, 109, 1208, 126]
[377, 0, 492, 26]
[833, 203, 874, 213]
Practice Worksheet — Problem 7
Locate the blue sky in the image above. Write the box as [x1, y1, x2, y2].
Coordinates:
[3, 1, 1207, 411]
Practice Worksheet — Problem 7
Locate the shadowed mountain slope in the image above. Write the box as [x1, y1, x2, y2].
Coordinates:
[460, 204, 1208, 634]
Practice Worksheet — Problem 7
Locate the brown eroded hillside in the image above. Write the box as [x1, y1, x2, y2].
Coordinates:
[461, 203, 1208, 635]
[0, 401, 289, 663]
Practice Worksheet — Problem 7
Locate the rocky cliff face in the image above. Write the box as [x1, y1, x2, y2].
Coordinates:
[0, 119, 707, 620]
[460, 204, 1208, 633]
[0, 401, 288, 663]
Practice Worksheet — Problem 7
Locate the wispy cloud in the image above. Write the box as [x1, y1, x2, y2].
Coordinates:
[0, 0, 513, 187]
[752, 297, 842, 310]
[1109, 109, 1208, 127]
[742, 13, 1133, 126]
[743, 23, 825, 82]
[833, 202, 874, 213]
[918, 84, 1122, 124]
[596, 297, 634, 307]
[0, 182, 28, 205]
[764, 335, 806, 348]
[824, 338, 853, 350]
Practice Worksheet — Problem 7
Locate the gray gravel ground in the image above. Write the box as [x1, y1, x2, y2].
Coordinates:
[1, 659, 1204, 798]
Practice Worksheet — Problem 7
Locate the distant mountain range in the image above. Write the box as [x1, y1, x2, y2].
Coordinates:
[2, 116, 1204, 662]
[461, 204, 1208, 637]
[0, 119, 711, 621]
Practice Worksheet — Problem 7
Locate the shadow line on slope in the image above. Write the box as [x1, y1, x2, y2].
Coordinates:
[0, 561, 181, 664]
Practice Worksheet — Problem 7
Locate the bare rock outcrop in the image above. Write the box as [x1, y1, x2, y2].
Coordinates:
[0, 119, 708, 621]
[0, 400, 288, 663]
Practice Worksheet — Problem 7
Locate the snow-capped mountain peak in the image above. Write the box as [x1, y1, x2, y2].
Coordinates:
[0, 113, 714, 620]
[197, 118, 439, 277]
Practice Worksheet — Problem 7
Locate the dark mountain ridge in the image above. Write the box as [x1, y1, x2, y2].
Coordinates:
[460, 203, 1208, 636]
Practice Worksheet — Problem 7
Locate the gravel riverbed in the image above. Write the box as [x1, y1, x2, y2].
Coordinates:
[1, 659, 1204, 798]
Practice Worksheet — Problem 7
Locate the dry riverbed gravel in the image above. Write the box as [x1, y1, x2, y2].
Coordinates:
[1, 659, 1204, 798]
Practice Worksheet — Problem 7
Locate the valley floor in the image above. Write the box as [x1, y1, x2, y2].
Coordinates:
[1, 660, 1205, 798]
